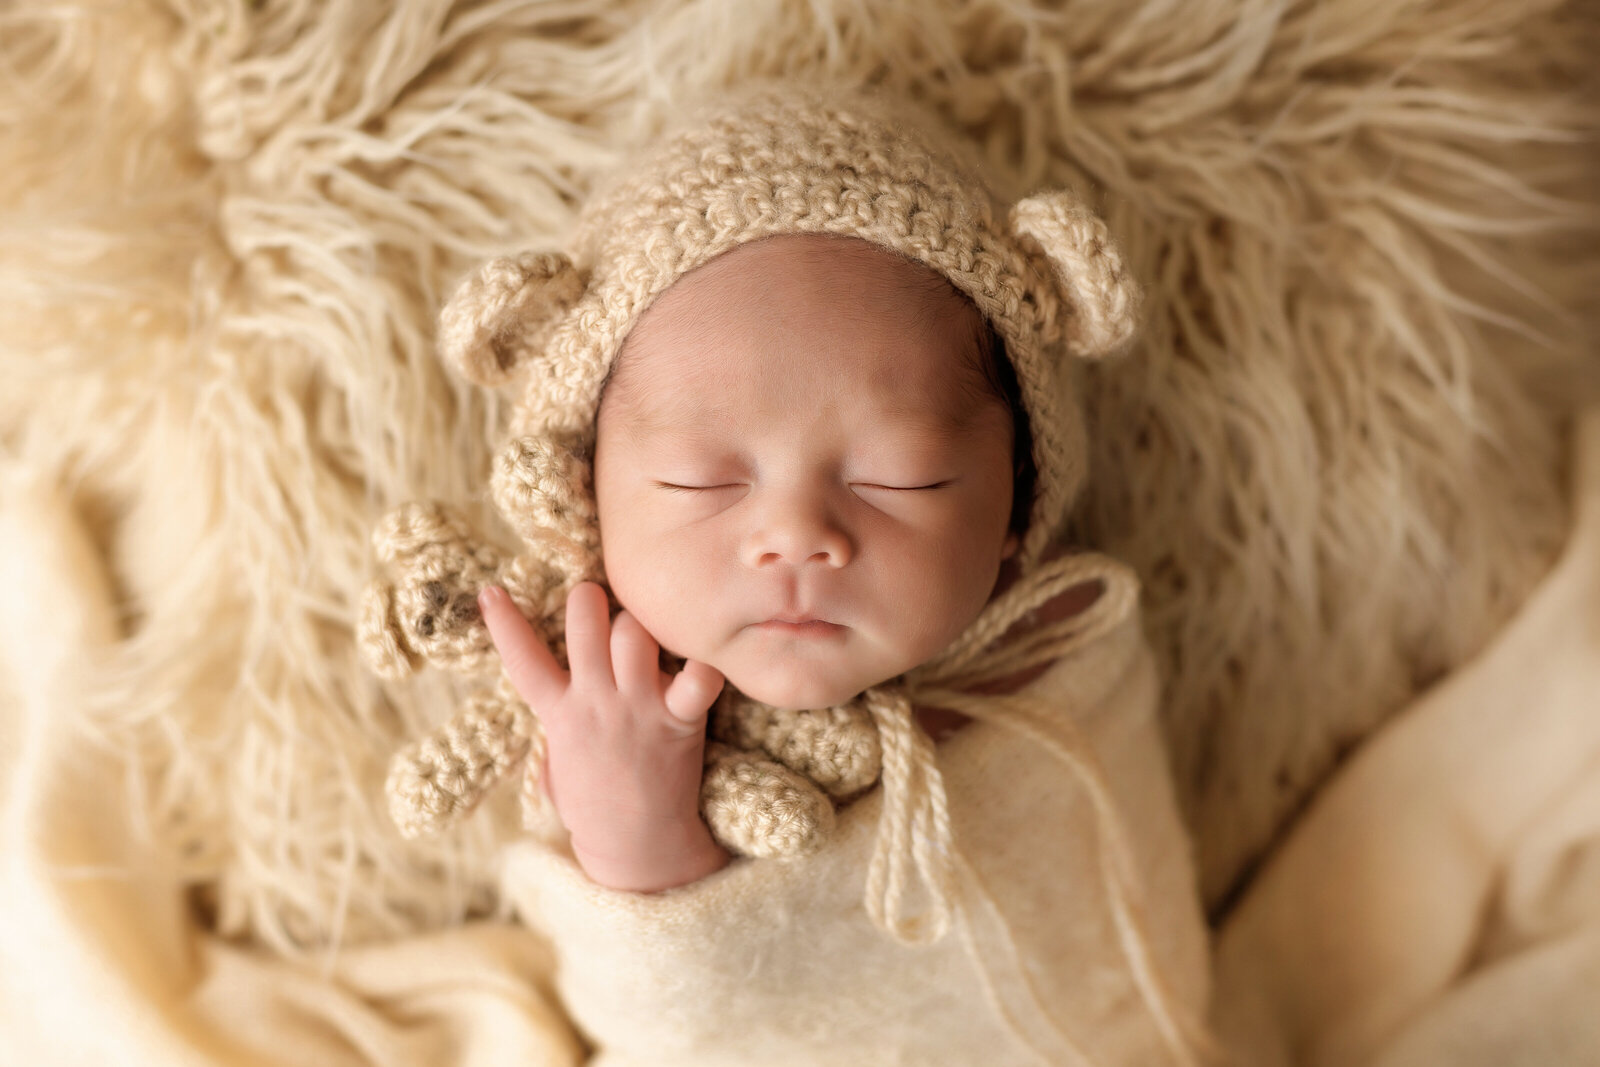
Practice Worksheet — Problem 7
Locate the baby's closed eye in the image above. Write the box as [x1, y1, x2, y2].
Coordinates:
[850, 479, 954, 492]
[652, 481, 746, 494]
[650, 479, 955, 496]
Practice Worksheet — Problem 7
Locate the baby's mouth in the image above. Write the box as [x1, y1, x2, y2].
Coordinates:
[752, 616, 846, 636]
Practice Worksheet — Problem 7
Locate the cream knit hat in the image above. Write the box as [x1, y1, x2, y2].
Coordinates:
[437, 81, 1140, 571]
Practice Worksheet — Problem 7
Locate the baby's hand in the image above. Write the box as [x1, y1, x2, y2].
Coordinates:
[478, 582, 729, 892]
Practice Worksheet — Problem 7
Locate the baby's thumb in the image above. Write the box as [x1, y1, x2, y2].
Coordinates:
[663, 660, 724, 725]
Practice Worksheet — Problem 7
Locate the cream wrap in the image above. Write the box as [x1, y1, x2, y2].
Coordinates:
[502, 579, 1212, 1067]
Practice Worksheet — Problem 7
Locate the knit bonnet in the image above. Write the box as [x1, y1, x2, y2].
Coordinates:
[437, 81, 1141, 574]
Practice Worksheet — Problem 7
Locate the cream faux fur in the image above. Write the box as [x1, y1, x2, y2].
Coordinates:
[0, 0, 1595, 959]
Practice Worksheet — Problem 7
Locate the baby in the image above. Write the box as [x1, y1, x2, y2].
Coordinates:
[478, 232, 1025, 893]
[434, 83, 1212, 1066]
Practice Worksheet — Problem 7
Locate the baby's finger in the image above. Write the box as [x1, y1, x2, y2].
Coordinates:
[609, 611, 661, 700]
[564, 582, 615, 690]
[478, 586, 565, 711]
[663, 659, 724, 726]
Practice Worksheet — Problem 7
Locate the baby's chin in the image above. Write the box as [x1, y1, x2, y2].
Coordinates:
[718, 664, 890, 712]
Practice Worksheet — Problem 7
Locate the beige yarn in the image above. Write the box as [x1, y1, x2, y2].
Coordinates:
[709, 698, 883, 799]
[699, 742, 838, 859]
[436, 252, 588, 389]
[360, 503, 503, 678]
[489, 433, 603, 588]
[359, 492, 596, 837]
[364, 505, 1214, 1059]
[385, 681, 542, 839]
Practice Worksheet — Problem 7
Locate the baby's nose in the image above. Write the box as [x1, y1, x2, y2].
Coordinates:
[739, 489, 853, 570]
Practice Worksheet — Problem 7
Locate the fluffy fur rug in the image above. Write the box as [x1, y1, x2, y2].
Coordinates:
[1, 0, 1594, 955]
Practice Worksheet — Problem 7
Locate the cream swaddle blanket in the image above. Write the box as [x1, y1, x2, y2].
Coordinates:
[503, 575, 1211, 1067]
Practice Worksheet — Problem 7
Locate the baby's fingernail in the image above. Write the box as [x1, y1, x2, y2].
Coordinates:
[478, 586, 505, 611]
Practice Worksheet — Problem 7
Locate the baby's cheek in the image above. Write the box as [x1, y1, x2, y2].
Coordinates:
[898, 593, 973, 666]
[603, 530, 707, 656]
[907, 543, 1004, 654]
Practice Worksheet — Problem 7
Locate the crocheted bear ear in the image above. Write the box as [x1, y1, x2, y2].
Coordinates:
[436, 251, 588, 387]
[1010, 192, 1141, 359]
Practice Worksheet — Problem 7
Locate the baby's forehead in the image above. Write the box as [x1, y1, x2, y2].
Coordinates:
[602, 339, 998, 448]
[610, 375, 979, 448]
[602, 235, 998, 426]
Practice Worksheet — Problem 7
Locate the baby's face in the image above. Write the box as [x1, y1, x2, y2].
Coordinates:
[594, 235, 1018, 710]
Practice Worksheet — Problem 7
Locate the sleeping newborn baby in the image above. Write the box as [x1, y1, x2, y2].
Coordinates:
[479, 233, 1025, 893]
[445, 83, 1213, 1066]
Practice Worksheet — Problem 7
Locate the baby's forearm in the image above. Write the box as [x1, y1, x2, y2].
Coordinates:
[571, 815, 730, 893]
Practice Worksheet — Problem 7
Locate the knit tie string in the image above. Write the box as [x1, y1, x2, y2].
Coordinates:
[862, 552, 1137, 945]
[861, 552, 1214, 1066]
[861, 684, 956, 944]
[914, 551, 1140, 690]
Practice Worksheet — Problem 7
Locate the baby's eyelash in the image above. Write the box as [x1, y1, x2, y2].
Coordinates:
[652, 480, 953, 493]
[855, 480, 954, 492]
[653, 481, 737, 493]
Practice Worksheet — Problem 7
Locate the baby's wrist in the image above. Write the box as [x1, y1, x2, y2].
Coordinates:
[570, 815, 729, 893]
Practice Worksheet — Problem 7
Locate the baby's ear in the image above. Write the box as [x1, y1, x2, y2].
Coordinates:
[436, 251, 588, 387]
[1009, 192, 1141, 359]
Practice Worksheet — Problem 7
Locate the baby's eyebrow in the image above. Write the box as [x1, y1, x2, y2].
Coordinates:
[877, 394, 1010, 442]
[615, 396, 735, 444]
[629, 403, 976, 442]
